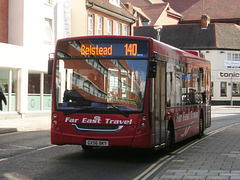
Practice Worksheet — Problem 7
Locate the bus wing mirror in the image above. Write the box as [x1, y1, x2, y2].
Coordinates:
[48, 59, 53, 75]
[48, 53, 54, 75]
[148, 61, 157, 78]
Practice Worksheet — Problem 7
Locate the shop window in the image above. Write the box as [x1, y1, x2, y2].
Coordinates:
[232, 82, 240, 97]
[43, 74, 52, 110]
[11, 69, 18, 111]
[220, 82, 227, 97]
[28, 72, 41, 111]
[0, 69, 9, 111]
[0, 69, 19, 112]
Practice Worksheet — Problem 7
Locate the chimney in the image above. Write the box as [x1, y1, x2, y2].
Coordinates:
[201, 14, 210, 29]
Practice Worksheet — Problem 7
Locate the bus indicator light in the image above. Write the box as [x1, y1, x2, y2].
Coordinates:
[125, 43, 137, 56]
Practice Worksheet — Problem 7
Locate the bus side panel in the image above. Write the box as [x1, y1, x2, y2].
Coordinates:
[171, 106, 200, 143]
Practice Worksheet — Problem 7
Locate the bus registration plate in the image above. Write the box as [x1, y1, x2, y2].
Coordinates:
[86, 140, 109, 146]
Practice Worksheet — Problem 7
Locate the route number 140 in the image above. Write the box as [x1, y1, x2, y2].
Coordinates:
[125, 43, 137, 56]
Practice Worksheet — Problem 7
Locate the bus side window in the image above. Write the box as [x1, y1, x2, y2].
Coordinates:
[166, 72, 174, 107]
[166, 59, 175, 107]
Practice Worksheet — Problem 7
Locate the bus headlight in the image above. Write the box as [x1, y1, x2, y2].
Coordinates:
[53, 113, 57, 118]
[53, 120, 57, 125]
[141, 115, 147, 121]
[141, 122, 146, 127]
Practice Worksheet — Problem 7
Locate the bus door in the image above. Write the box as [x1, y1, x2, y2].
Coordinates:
[154, 61, 166, 146]
[205, 70, 211, 127]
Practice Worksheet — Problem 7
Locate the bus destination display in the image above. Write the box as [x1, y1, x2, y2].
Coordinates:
[58, 39, 149, 59]
[80, 43, 138, 56]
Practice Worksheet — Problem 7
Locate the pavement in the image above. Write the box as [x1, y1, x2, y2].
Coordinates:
[0, 114, 51, 134]
[153, 106, 240, 180]
[0, 106, 240, 179]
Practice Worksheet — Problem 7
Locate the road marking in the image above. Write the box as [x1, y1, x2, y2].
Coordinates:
[10, 145, 34, 150]
[0, 158, 8, 162]
[0, 131, 20, 136]
[3, 172, 32, 180]
[37, 145, 57, 151]
[133, 155, 175, 180]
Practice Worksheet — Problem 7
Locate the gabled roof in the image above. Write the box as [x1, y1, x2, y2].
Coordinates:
[87, 0, 136, 23]
[180, 0, 240, 21]
[132, 5, 151, 22]
[122, 0, 182, 26]
[162, 0, 200, 13]
[122, 0, 152, 7]
[160, 24, 240, 50]
[143, 3, 169, 26]
[134, 23, 240, 50]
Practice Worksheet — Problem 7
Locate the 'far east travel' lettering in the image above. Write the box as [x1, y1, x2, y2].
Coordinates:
[176, 111, 199, 123]
[65, 116, 132, 125]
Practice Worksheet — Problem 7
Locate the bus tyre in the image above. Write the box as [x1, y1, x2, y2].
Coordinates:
[198, 113, 204, 139]
[82, 145, 93, 152]
[165, 127, 174, 154]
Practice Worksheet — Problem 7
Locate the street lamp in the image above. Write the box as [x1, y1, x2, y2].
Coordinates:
[154, 25, 163, 41]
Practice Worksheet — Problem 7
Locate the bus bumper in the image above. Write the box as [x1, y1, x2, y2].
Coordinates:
[51, 128, 152, 148]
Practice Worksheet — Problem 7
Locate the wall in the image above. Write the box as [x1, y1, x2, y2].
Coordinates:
[71, 0, 87, 36]
[0, 0, 8, 43]
[8, 0, 24, 46]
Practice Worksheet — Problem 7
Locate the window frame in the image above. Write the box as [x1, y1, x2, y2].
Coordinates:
[220, 82, 227, 97]
[88, 14, 94, 35]
[44, 18, 53, 44]
[97, 16, 103, 35]
[116, 23, 122, 35]
[107, 20, 113, 35]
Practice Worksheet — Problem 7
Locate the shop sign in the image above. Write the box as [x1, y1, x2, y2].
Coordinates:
[224, 60, 240, 67]
[63, 0, 71, 38]
[218, 71, 240, 78]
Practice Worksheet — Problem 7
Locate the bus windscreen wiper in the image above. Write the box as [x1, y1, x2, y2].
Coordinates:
[106, 104, 130, 118]
[63, 102, 130, 117]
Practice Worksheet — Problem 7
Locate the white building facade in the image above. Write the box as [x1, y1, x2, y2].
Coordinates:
[204, 50, 240, 105]
[0, 0, 70, 118]
[0, 0, 136, 118]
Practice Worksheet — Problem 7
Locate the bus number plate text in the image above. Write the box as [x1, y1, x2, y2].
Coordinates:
[86, 140, 109, 147]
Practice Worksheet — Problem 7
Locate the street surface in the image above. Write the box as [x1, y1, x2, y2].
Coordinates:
[0, 106, 239, 180]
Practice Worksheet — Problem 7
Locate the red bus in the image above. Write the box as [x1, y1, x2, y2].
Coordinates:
[48, 36, 211, 152]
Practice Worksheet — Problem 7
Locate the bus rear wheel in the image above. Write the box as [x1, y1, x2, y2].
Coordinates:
[198, 113, 204, 139]
[165, 125, 174, 154]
